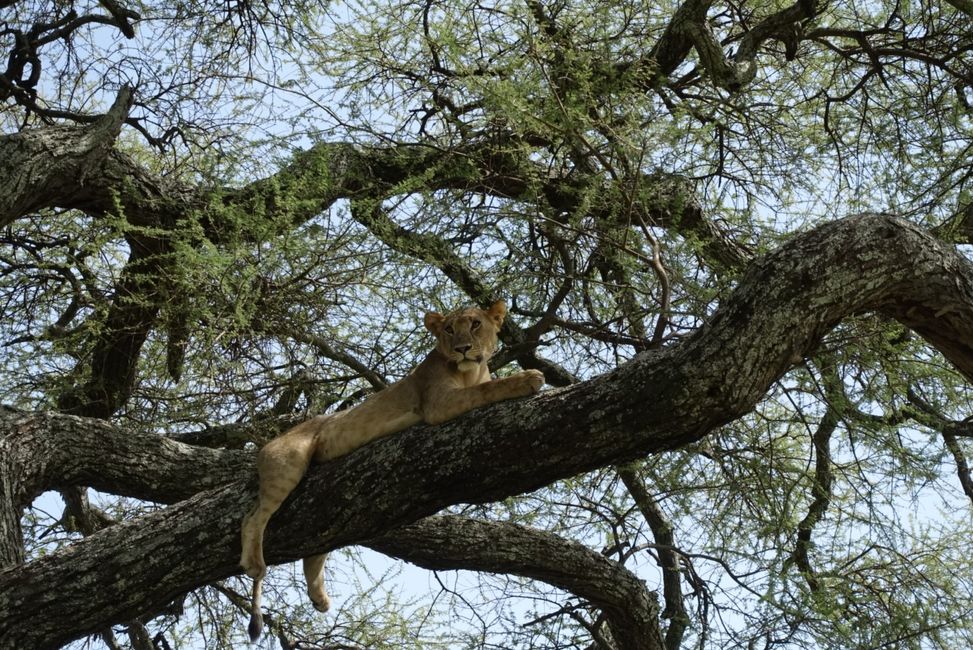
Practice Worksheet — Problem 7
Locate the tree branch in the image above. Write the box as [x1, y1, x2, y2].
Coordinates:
[649, 0, 714, 78]
[0, 85, 134, 227]
[367, 515, 664, 650]
[0, 410, 252, 511]
[2, 214, 973, 647]
[945, 0, 973, 17]
[616, 465, 688, 650]
[786, 405, 838, 591]
[905, 389, 973, 505]
[654, 0, 824, 92]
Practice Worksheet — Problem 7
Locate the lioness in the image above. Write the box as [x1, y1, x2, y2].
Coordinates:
[240, 300, 544, 639]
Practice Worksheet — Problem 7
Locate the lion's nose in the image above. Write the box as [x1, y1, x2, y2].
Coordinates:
[454, 344, 472, 354]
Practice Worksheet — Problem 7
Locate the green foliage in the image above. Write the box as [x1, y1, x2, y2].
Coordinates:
[3, 0, 973, 648]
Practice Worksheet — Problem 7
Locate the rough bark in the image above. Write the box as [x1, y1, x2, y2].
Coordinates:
[0, 419, 22, 568]
[1, 214, 973, 648]
[0, 411, 251, 513]
[0, 86, 133, 227]
[55, 242, 171, 419]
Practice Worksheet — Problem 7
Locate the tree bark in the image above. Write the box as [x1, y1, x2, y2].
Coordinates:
[0, 87, 133, 227]
[1, 214, 972, 648]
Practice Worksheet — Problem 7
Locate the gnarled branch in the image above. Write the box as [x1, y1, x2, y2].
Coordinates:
[368, 515, 664, 650]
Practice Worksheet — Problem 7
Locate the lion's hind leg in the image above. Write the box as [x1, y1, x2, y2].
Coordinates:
[240, 424, 318, 639]
[303, 553, 332, 612]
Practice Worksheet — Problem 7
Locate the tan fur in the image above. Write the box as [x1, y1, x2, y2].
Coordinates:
[240, 300, 544, 639]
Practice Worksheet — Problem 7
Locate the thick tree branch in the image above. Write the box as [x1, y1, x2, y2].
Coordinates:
[1, 121, 743, 417]
[653, 0, 824, 92]
[682, 19, 759, 91]
[367, 515, 664, 650]
[55, 242, 169, 418]
[945, 0, 973, 17]
[650, 0, 714, 77]
[2, 214, 973, 647]
[735, 0, 825, 65]
[2, 120, 742, 272]
[0, 410, 251, 511]
[0, 86, 133, 227]
[0, 435, 22, 568]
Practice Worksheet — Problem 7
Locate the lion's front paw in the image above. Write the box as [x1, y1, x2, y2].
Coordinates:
[521, 369, 545, 393]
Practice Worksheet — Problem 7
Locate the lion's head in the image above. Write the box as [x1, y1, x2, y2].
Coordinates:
[423, 300, 506, 372]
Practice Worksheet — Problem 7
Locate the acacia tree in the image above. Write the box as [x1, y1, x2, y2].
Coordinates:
[1, 0, 972, 648]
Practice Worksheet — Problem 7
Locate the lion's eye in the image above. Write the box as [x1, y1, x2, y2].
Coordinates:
[444, 325, 454, 334]
[471, 319, 481, 330]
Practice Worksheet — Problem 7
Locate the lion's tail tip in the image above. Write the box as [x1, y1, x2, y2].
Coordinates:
[248, 611, 263, 642]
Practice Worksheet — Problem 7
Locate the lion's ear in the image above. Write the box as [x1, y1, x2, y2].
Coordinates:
[486, 300, 507, 327]
[424, 311, 445, 334]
